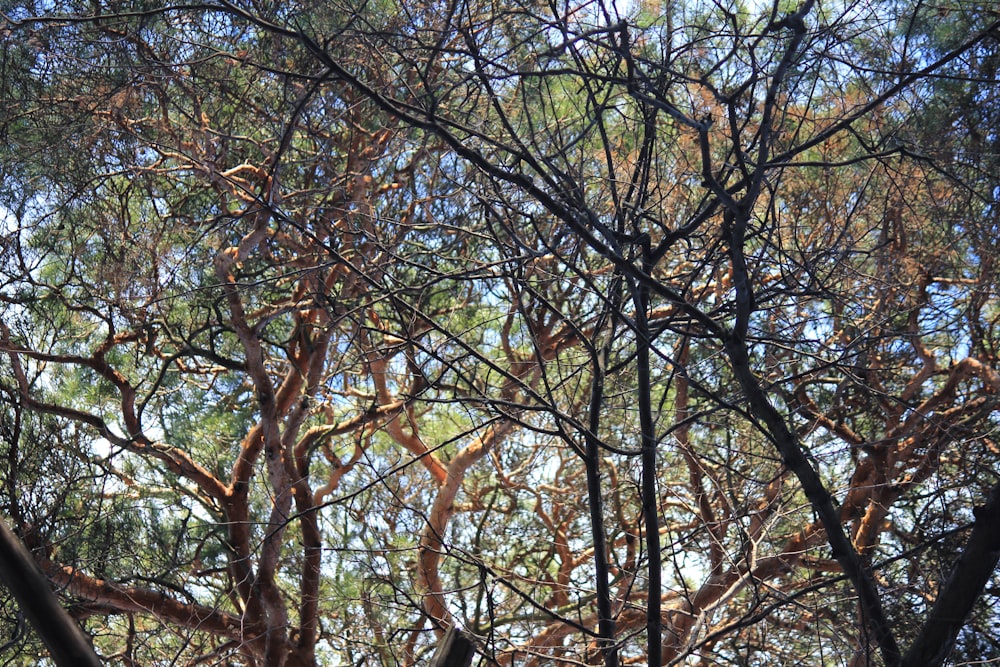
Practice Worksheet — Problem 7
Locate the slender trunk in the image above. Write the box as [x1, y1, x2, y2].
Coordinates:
[585, 340, 618, 667]
[632, 271, 661, 666]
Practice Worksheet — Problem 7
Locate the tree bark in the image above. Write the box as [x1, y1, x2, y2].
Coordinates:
[0, 518, 103, 667]
[902, 481, 1000, 667]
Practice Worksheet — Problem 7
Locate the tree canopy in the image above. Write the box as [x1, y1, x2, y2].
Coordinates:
[1, 0, 999, 665]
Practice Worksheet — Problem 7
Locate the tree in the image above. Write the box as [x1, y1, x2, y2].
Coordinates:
[1, 0, 999, 666]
